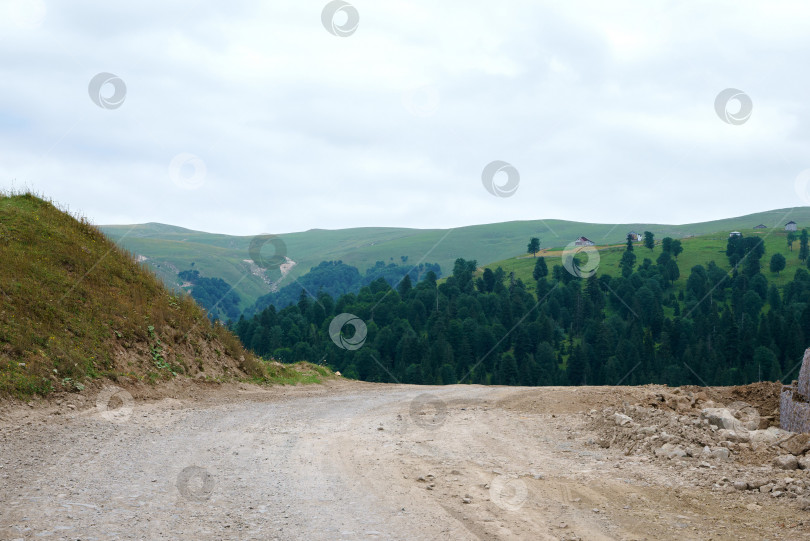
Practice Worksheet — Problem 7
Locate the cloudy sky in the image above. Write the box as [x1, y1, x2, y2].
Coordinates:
[2, 0, 810, 235]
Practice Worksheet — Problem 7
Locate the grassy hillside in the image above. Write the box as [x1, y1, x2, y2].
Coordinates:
[0, 193, 331, 398]
[100, 208, 810, 311]
[486, 226, 805, 294]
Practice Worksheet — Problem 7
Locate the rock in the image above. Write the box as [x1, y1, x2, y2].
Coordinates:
[750, 427, 789, 446]
[774, 455, 799, 470]
[798, 455, 810, 470]
[760, 484, 774, 493]
[702, 408, 743, 431]
[779, 434, 810, 456]
[799, 497, 810, 511]
[717, 429, 751, 443]
[748, 479, 767, 489]
[613, 413, 633, 426]
[674, 398, 693, 412]
[733, 480, 749, 491]
[654, 443, 687, 460]
[702, 447, 730, 461]
[462, 496, 472, 504]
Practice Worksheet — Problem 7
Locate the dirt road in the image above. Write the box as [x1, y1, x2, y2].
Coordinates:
[1, 381, 809, 540]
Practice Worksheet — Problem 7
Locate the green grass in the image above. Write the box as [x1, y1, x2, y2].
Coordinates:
[0, 192, 329, 398]
[485, 227, 804, 294]
[100, 208, 810, 310]
[254, 361, 334, 385]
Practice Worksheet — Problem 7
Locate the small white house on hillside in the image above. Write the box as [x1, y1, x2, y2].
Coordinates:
[574, 236, 595, 246]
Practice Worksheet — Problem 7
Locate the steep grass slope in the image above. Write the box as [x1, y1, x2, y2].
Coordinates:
[100, 208, 810, 310]
[0, 193, 328, 398]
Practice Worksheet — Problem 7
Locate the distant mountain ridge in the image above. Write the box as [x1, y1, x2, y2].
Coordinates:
[100, 207, 810, 313]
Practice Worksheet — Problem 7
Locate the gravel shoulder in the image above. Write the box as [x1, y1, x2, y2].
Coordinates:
[2, 381, 809, 540]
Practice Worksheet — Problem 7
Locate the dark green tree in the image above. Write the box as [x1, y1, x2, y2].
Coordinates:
[566, 346, 587, 385]
[532, 257, 548, 281]
[620, 236, 637, 277]
[498, 352, 519, 385]
[527, 237, 540, 257]
[644, 231, 655, 251]
[671, 240, 683, 259]
[397, 274, 413, 297]
[770, 253, 786, 275]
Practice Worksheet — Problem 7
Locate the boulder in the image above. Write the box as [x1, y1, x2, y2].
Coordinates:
[778, 433, 810, 456]
[717, 429, 751, 443]
[748, 479, 767, 489]
[733, 480, 749, 491]
[750, 427, 789, 446]
[701, 408, 743, 431]
[798, 455, 810, 470]
[701, 446, 730, 461]
[774, 454, 799, 470]
[613, 413, 633, 426]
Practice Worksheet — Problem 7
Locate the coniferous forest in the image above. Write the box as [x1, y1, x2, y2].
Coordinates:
[231, 233, 810, 386]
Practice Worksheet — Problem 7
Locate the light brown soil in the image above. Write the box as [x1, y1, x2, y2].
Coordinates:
[1, 380, 808, 540]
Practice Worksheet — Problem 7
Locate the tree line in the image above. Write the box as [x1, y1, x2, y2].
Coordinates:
[231, 231, 810, 386]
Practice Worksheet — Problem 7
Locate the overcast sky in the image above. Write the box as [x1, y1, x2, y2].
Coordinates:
[2, 0, 810, 235]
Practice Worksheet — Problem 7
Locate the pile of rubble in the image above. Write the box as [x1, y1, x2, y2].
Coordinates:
[591, 392, 785, 462]
[584, 383, 810, 502]
[575, 348, 810, 512]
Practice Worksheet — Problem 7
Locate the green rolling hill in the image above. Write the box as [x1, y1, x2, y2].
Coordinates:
[100, 207, 810, 313]
[484, 226, 807, 301]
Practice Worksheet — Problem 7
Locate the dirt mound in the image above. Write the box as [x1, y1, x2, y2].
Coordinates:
[585, 383, 785, 461]
[0, 192, 322, 404]
[679, 381, 783, 422]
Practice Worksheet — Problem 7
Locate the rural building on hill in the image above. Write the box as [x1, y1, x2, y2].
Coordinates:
[574, 236, 595, 246]
[754, 224, 767, 229]
[627, 231, 643, 242]
[729, 231, 741, 238]
[786, 221, 798, 232]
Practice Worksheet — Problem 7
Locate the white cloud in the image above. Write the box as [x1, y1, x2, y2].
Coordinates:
[1, 0, 810, 235]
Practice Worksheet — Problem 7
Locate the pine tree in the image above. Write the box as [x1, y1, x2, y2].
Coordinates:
[644, 231, 655, 251]
[566, 346, 587, 385]
[532, 257, 548, 281]
[527, 237, 540, 257]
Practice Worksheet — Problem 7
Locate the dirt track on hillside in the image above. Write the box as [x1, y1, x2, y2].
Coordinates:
[1, 381, 809, 540]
